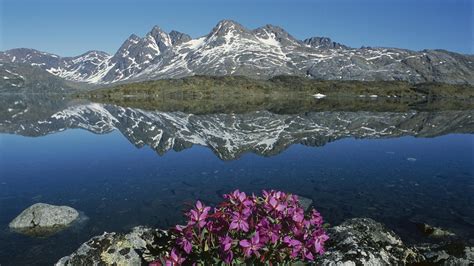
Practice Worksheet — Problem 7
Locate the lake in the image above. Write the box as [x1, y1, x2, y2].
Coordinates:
[0, 94, 473, 265]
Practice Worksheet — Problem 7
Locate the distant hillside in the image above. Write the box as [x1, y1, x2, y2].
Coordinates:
[0, 63, 81, 93]
[84, 75, 474, 99]
[76, 75, 474, 114]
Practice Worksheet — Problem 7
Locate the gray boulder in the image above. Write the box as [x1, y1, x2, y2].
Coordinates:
[316, 218, 422, 265]
[56, 226, 170, 266]
[9, 203, 79, 236]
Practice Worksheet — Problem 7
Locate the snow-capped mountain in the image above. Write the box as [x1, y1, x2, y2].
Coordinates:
[0, 48, 112, 83]
[1, 96, 473, 160]
[1, 20, 473, 85]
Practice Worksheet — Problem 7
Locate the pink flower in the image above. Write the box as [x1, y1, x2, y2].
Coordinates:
[284, 236, 304, 258]
[257, 218, 281, 244]
[174, 224, 186, 231]
[229, 211, 249, 232]
[219, 235, 234, 263]
[310, 209, 323, 226]
[225, 190, 254, 209]
[264, 193, 287, 214]
[301, 245, 314, 261]
[165, 190, 328, 264]
[239, 234, 262, 257]
[222, 250, 233, 264]
[235, 190, 247, 202]
[206, 219, 223, 233]
[165, 248, 185, 265]
[220, 235, 233, 251]
[271, 197, 286, 211]
[292, 208, 304, 223]
[313, 233, 329, 255]
[195, 200, 211, 214]
[224, 190, 245, 202]
[177, 236, 192, 254]
[187, 200, 210, 228]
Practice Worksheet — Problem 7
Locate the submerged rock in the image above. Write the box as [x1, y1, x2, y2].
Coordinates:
[316, 218, 422, 265]
[414, 239, 474, 265]
[415, 222, 457, 239]
[9, 203, 79, 237]
[297, 195, 313, 211]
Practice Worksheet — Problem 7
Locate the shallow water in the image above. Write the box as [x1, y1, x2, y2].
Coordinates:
[0, 95, 473, 265]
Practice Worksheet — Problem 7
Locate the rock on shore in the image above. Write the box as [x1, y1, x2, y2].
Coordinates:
[55, 218, 473, 265]
[56, 226, 171, 265]
[316, 218, 421, 265]
[9, 203, 79, 237]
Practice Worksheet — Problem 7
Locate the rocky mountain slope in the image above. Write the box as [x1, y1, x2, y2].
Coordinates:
[0, 63, 76, 92]
[1, 20, 473, 85]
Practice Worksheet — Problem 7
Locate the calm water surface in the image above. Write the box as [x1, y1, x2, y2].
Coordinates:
[0, 96, 473, 265]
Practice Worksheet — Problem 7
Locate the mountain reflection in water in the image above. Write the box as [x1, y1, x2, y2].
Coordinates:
[1, 95, 473, 160]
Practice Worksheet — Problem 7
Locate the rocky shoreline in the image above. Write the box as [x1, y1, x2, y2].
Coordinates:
[55, 218, 473, 265]
[9, 202, 472, 265]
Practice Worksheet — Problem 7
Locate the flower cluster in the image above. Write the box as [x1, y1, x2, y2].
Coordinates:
[151, 190, 328, 265]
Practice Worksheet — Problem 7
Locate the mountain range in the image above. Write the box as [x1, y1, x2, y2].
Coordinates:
[1, 20, 473, 86]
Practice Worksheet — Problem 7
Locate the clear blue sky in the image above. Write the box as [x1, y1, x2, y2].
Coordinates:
[0, 0, 472, 56]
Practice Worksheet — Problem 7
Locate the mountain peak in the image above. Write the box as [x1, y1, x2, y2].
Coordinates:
[253, 24, 299, 46]
[169, 30, 192, 45]
[148, 25, 172, 47]
[79, 50, 110, 57]
[216, 19, 241, 27]
[129, 34, 140, 40]
[117, 34, 141, 52]
[123, 34, 141, 45]
[3, 48, 56, 58]
[150, 25, 165, 35]
[261, 24, 286, 32]
[303, 37, 348, 49]
[211, 19, 247, 35]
